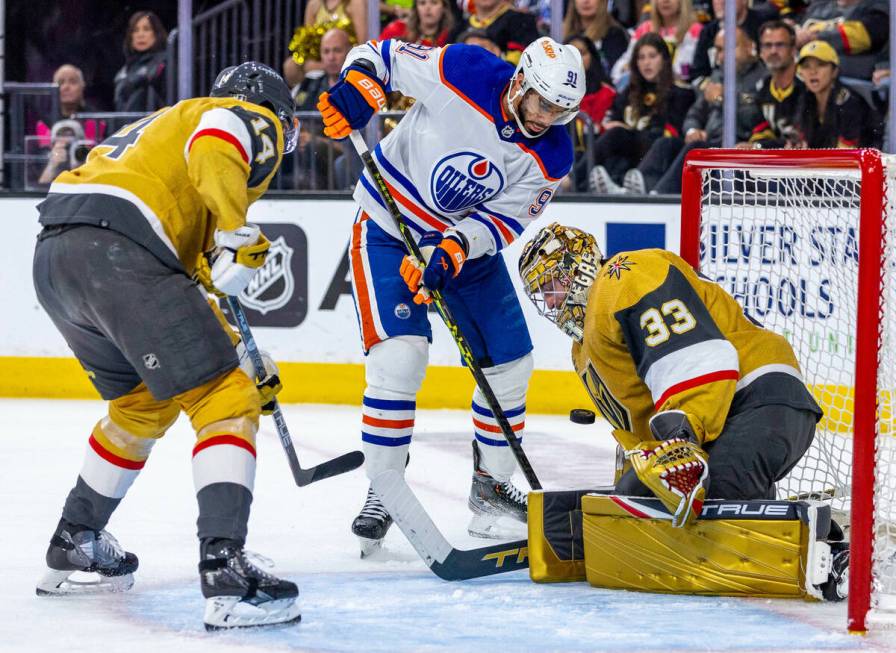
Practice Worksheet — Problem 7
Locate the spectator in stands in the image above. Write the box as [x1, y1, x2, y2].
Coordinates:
[460, 0, 539, 64]
[35, 65, 105, 149]
[113, 11, 168, 113]
[689, 0, 772, 89]
[380, 0, 456, 46]
[794, 40, 882, 148]
[747, 19, 805, 148]
[289, 28, 353, 189]
[381, 0, 414, 24]
[37, 119, 90, 186]
[563, 0, 630, 75]
[625, 27, 764, 195]
[284, 0, 367, 87]
[566, 35, 618, 125]
[794, 0, 888, 80]
[457, 28, 504, 57]
[585, 33, 695, 193]
[611, 0, 704, 83]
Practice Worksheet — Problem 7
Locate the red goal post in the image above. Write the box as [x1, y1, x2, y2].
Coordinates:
[680, 148, 895, 633]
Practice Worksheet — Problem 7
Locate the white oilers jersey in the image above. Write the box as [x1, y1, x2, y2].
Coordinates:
[345, 40, 574, 259]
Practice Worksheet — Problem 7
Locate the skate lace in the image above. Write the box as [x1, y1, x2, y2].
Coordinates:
[235, 548, 278, 583]
[359, 488, 389, 520]
[498, 481, 528, 506]
[87, 530, 125, 566]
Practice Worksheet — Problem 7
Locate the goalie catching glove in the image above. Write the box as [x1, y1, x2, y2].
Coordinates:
[236, 341, 282, 415]
[626, 412, 709, 528]
[399, 231, 468, 304]
[194, 224, 270, 297]
[317, 63, 387, 139]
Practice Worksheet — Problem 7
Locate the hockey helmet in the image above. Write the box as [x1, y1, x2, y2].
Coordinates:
[519, 223, 602, 342]
[211, 62, 298, 153]
[507, 37, 586, 139]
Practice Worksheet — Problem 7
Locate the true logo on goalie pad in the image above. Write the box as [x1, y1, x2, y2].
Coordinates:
[240, 235, 294, 316]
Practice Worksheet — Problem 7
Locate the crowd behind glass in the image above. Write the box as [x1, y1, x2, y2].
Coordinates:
[20, 0, 892, 194]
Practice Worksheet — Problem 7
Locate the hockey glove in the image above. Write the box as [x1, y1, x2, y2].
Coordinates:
[399, 232, 468, 304]
[237, 341, 282, 415]
[625, 438, 709, 528]
[194, 224, 270, 297]
[317, 64, 387, 139]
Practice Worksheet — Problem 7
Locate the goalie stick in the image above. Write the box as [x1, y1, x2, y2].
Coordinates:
[227, 296, 365, 486]
[349, 130, 542, 490]
[371, 469, 529, 580]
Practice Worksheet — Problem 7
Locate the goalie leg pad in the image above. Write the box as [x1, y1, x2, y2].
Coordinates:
[581, 494, 833, 598]
[362, 336, 428, 479]
[472, 352, 533, 482]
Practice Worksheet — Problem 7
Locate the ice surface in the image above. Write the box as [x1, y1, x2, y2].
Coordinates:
[1, 399, 891, 652]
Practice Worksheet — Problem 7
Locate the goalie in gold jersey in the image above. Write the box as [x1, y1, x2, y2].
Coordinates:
[32, 63, 303, 629]
[519, 223, 824, 528]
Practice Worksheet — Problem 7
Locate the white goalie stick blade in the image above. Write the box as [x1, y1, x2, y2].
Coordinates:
[36, 568, 134, 596]
[203, 596, 302, 632]
[371, 470, 529, 581]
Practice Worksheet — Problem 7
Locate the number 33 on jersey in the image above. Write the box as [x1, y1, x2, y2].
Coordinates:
[572, 248, 806, 449]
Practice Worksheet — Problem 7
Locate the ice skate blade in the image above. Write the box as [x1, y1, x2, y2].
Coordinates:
[36, 568, 134, 596]
[467, 513, 527, 540]
[203, 596, 301, 631]
[358, 536, 385, 559]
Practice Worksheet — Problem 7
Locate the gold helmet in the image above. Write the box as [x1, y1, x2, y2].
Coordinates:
[518, 223, 602, 342]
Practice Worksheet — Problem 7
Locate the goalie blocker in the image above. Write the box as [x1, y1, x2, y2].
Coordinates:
[528, 490, 844, 600]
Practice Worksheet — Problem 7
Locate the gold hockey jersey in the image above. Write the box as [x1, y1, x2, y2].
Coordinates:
[37, 97, 285, 273]
[572, 249, 821, 449]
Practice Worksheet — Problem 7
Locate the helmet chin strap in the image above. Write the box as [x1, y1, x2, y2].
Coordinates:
[506, 84, 545, 140]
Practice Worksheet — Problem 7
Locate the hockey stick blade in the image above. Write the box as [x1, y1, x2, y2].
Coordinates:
[371, 470, 529, 581]
[293, 450, 366, 486]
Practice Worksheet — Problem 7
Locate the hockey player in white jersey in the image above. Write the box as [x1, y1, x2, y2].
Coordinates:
[317, 37, 584, 553]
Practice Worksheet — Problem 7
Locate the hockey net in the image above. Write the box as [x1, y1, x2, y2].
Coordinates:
[680, 149, 896, 633]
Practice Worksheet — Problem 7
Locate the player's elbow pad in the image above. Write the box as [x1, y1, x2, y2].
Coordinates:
[649, 410, 700, 443]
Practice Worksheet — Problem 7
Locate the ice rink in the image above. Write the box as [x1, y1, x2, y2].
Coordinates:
[2, 398, 894, 653]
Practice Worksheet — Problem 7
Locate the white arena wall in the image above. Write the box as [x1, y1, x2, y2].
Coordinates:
[0, 196, 681, 412]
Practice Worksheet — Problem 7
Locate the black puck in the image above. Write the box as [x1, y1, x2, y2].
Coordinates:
[570, 408, 596, 424]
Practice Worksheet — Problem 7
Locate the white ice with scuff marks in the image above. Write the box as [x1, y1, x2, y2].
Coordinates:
[1, 399, 891, 652]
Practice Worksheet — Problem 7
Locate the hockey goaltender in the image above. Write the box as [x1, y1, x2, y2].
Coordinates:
[517, 222, 848, 601]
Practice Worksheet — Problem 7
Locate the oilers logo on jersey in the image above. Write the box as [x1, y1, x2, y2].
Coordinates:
[430, 151, 505, 213]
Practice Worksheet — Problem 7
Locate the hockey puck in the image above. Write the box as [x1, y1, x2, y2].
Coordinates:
[570, 408, 596, 424]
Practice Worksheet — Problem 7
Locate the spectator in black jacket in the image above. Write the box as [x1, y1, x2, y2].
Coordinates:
[586, 33, 695, 193]
[113, 11, 168, 112]
[747, 19, 805, 148]
[689, 0, 772, 89]
[795, 40, 882, 148]
[459, 0, 539, 64]
[627, 26, 764, 194]
[562, 0, 630, 75]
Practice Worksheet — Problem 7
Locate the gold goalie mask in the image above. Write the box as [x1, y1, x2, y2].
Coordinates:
[518, 223, 602, 342]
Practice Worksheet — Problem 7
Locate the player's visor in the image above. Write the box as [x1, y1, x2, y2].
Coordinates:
[282, 116, 299, 154]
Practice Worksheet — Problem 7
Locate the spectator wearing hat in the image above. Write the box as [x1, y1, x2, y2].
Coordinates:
[795, 40, 881, 148]
[37, 119, 90, 186]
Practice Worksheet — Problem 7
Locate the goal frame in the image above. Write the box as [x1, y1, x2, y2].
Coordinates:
[680, 148, 886, 633]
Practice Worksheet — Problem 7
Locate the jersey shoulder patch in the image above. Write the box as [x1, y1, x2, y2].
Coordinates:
[439, 44, 515, 119]
[226, 105, 281, 187]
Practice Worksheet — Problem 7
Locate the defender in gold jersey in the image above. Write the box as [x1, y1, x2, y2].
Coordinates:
[519, 223, 822, 524]
[32, 63, 303, 629]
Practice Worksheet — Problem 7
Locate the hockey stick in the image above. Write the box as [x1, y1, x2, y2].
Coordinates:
[349, 130, 542, 490]
[372, 469, 529, 580]
[227, 296, 365, 486]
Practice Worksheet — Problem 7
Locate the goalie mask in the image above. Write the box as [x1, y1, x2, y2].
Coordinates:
[506, 37, 585, 139]
[518, 223, 602, 342]
[211, 61, 299, 154]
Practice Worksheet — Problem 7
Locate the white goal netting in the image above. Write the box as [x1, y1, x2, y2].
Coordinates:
[692, 158, 896, 620]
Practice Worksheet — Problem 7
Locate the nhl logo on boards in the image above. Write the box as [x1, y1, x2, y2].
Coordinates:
[430, 151, 504, 214]
[394, 303, 411, 319]
[239, 235, 294, 315]
[142, 353, 160, 370]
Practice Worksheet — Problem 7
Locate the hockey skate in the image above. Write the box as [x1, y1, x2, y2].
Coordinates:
[819, 541, 850, 602]
[467, 441, 528, 539]
[199, 538, 300, 631]
[36, 519, 138, 596]
[352, 487, 393, 558]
